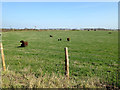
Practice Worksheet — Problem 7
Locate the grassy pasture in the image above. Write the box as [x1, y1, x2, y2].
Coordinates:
[2, 30, 118, 88]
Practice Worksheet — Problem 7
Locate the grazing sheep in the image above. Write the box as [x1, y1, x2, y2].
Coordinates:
[58, 38, 62, 41]
[50, 35, 53, 37]
[20, 40, 28, 47]
[67, 38, 70, 41]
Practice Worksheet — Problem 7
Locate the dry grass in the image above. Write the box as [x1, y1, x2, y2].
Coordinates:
[2, 68, 103, 88]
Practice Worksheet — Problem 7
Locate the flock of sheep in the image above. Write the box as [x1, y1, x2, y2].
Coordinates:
[19, 31, 112, 48]
[19, 35, 70, 47]
[49, 35, 70, 41]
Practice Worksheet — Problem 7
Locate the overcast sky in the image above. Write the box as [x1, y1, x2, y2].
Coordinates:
[2, 2, 118, 29]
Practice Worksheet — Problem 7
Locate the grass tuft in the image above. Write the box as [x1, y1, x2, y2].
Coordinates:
[2, 68, 103, 88]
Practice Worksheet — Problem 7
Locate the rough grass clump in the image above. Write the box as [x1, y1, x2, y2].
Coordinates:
[2, 68, 103, 88]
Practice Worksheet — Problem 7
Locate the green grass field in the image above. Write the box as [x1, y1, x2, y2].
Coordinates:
[2, 30, 118, 88]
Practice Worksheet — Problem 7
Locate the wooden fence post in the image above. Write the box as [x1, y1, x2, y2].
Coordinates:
[65, 47, 69, 79]
[0, 43, 6, 71]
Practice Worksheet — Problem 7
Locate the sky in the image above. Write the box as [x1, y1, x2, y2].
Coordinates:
[2, 2, 118, 29]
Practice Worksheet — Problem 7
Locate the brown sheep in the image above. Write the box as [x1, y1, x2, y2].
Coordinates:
[20, 40, 28, 47]
[67, 38, 70, 41]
